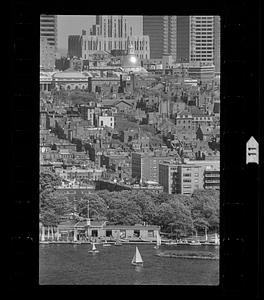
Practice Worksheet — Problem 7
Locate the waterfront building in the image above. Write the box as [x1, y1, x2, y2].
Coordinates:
[159, 162, 204, 195]
[40, 220, 160, 242]
[203, 165, 220, 190]
[159, 159, 220, 194]
[185, 159, 220, 190]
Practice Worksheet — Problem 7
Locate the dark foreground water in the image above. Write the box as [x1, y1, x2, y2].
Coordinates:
[39, 244, 219, 285]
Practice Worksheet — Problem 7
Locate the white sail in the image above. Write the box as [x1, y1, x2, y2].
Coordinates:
[205, 228, 208, 241]
[132, 247, 143, 264]
[74, 229, 77, 242]
[41, 226, 45, 241]
[156, 232, 161, 246]
[92, 243, 96, 251]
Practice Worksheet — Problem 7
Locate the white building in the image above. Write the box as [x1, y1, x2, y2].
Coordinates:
[99, 116, 115, 129]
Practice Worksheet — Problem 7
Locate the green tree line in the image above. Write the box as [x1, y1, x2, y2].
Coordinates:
[40, 171, 219, 238]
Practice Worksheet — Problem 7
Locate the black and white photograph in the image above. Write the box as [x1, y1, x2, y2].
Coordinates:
[39, 15, 221, 285]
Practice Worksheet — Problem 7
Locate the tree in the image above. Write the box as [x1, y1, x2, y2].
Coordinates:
[78, 193, 108, 221]
[190, 189, 220, 233]
[39, 171, 70, 225]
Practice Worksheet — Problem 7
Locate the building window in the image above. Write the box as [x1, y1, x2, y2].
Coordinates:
[106, 230, 112, 237]
[134, 230, 140, 237]
[91, 230, 98, 237]
[148, 230, 154, 237]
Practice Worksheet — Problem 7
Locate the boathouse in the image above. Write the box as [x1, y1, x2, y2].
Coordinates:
[40, 220, 160, 242]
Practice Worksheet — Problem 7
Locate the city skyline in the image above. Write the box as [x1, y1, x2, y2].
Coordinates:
[57, 15, 143, 51]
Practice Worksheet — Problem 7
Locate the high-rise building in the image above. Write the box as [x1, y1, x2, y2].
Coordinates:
[176, 16, 190, 63]
[159, 160, 219, 195]
[40, 15, 57, 51]
[144, 15, 219, 66]
[143, 16, 177, 60]
[131, 152, 178, 183]
[68, 35, 83, 58]
[82, 15, 149, 60]
[190, 16, 214, 64]
[214, 16, 221, 74]
[40, 36, 55, 70]
[159, 163, 204, 195]
[40, 15, 57, 70]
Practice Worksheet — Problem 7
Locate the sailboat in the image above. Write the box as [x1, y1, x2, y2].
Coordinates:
[131, 246, 143, 266]
[88, 242, 99, 253]
[103, 238, 111, 247]
[154, 232, 161, 249]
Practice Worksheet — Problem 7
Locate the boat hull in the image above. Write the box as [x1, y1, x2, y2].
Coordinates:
[131, 262, 143, 266]
[88, 250, 99, 253]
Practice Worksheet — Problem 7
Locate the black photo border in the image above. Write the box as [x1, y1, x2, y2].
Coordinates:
[9, 0, 262, 298]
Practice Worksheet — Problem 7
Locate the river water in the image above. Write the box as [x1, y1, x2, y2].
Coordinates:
[39, 243, 219, 285]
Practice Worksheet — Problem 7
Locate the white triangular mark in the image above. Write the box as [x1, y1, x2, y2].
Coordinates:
[246, 136, 259, 164]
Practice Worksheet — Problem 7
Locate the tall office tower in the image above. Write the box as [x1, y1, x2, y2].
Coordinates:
[68, 35, 83, 58]
[82, 15, 149, 60]
[40, 15, 57, 51]
[143, 16, 177, 60]
[40, 36, 55, 70]
[189, 16, 214, 64]
[143, 16, 164, 59]
[214, 16, 221, 74]
[176, 16, 190, 63]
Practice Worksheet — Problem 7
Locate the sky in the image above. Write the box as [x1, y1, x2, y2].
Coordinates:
[57, 15, 143, 52]
[57, 15, 96, 50]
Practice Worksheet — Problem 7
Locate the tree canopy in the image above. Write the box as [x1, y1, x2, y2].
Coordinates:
[40, 176, 219, 237]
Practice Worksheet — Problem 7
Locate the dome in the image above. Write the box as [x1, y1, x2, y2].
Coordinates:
[121, 54, 141, 68]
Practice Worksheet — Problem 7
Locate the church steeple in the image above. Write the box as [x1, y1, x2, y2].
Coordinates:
[127, 36, 135, 55]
